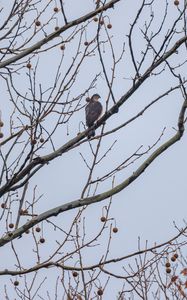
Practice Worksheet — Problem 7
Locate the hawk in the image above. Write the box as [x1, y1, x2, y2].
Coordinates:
[85, 94, 103, 138]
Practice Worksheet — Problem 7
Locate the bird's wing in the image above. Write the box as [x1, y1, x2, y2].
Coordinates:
[85, 101, 103, 127]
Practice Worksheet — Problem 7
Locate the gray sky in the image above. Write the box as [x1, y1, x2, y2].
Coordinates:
[0, 0, 187, 299]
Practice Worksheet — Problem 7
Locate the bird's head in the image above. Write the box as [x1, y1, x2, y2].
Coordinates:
[91, 94, 101, 101]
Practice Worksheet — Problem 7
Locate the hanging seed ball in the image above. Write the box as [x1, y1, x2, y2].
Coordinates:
[0, 121, 4, 127]
[31, 139, 37, 145]
[14, 280, 19, 286]
[55, 26, 60, 31]
[9, 223, 14, 229]
[25, 229, 30, 234]
[40, 237, 45, 243]
[107, 23, 112, 29]
[0, 132, 4, 138]
[35, 227, 41, 233]
[97, 289, 103, 296]
[166, 268, 171, 274]
[26, 63, 32, 69]
[35, 20, 41, 27]
[72, 271, 78, 277]
[171, 275, 178, 282]
[113, 227, 118, 233]
[60, 44, 65, 50]
[1, 203, 6, 209]
[174, 253, 178, 259]
[40, 137, 44, 143]
[174, 0, 179, 5]
[93, 17, 98, 22]
[100, 216, 106, 222]
[165, 262, 171, 268]
[84, 41, 89, 46]
[171, 256, 176, 262]
[54, 7, 59, 12]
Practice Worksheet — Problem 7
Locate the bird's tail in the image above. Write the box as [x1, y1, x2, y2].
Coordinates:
[87, 128, 95, 139]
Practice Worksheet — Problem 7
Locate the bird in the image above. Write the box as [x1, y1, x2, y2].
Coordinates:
[85, 94, 103, 138]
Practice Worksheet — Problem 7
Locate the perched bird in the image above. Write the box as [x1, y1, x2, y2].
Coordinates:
[85, 94, 103, 138]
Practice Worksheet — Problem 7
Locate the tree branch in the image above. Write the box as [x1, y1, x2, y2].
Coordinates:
[0, 99, 186, 247]
[0, 0, 120, 69]
[0, 35, 186, 197]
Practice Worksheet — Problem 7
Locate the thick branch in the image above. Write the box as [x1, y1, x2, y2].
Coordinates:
[0, 99, 186, 248]
[0, 35, 186, 197]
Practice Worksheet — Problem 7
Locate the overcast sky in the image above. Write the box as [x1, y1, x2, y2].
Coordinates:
[1, 0, 187, 299]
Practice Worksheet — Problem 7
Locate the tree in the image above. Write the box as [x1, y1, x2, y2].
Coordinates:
[0, 0, 187, 299]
